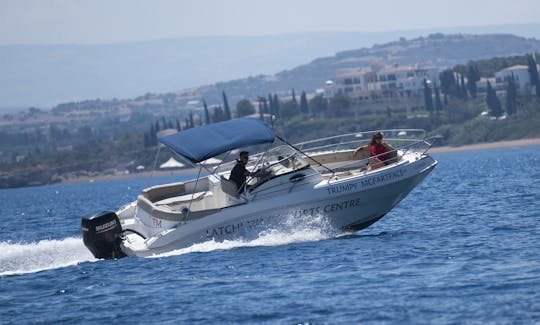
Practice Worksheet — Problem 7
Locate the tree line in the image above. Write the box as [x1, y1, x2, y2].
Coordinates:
[423, 53, 540, 118]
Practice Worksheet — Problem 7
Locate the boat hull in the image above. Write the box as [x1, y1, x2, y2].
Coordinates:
[120, 155, 436, 257]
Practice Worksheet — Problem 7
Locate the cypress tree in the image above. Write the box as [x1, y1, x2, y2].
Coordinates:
[300, 91, 309, 114]
[149, 123, 157, 146]
[222, 91, 232, 120]
[466, 64, 480, 98]
[148, 123, 156, 147]
[176, 118, 182, 131]
[527, 54, 540, 97]
[273, 94, 280, 117]
[203, 99, 211, 124]
[189, 111, 194, 128]
[486, 81, 502, 117]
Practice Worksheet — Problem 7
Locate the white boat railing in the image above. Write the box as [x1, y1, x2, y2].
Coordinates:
[295, 129, 427, 153]
[312, 136, 434, 177]
[292, 129, 432, 173]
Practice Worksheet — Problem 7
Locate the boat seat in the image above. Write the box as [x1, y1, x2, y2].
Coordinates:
[137, 194, 219, 221]
[142, 182, 186, 202]
[154, 191, 206, 206]
[220, 176, 239, 198]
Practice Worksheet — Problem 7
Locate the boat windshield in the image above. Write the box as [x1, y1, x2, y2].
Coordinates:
[259, 145, 309, 177]
[246, 145, 309, 189]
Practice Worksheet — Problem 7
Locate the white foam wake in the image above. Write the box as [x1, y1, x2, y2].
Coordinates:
[152, 213, 339, 258]
[0, 237, 96, 276]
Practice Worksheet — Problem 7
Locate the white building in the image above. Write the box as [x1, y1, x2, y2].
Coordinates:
[476, 64, 539, 96]
[495, 65, 534, 93]
[325, 65, 440, 102]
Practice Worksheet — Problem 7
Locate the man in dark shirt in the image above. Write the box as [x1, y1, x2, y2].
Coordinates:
[229, 151, 251, 193]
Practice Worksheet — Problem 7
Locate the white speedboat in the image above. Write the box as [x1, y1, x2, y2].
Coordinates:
[82, 118, 437, 258]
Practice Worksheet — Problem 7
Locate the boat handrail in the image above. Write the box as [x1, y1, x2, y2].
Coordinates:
[302, 136, 432, 178]
[301, 137, 422, 155]
[295, 129, 427, 151]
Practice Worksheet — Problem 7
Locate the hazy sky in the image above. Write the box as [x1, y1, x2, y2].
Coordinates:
[1, 0, 539, 45]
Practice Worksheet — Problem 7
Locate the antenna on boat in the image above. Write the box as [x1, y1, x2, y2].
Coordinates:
[275, 135, 335, 174]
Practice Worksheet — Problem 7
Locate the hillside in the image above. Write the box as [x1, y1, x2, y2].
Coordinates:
[3, 33, 540, 129]
[198, 34, 540, 104]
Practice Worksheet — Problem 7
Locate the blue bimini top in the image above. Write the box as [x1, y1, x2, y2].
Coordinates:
[158, 118, 275, 164]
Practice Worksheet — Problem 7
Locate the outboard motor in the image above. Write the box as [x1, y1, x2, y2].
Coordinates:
[81, 211, 126, 259]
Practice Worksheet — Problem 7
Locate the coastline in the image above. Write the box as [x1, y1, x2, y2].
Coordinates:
[60, 167, 200, 185]
[429, 137, 540, 154]
[60, 137, 540, 185]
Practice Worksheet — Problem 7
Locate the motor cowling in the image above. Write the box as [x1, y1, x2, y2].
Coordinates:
[81, 211, 126, 259]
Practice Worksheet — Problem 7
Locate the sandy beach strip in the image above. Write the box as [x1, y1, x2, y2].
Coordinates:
[429, 137, 540, 154]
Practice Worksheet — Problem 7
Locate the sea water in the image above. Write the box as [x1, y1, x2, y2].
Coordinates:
[1, 146, 539, 324]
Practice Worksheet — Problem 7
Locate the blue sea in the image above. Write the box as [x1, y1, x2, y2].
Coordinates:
[1, 146, 540, 324]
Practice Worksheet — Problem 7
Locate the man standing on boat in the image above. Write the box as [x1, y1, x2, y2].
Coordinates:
[229, 151, 251, 193]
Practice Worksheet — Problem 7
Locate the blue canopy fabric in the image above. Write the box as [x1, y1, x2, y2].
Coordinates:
[159, 118, 275, 163]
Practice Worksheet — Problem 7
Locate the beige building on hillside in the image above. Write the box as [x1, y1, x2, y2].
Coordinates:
[325, 65, 440, 102]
